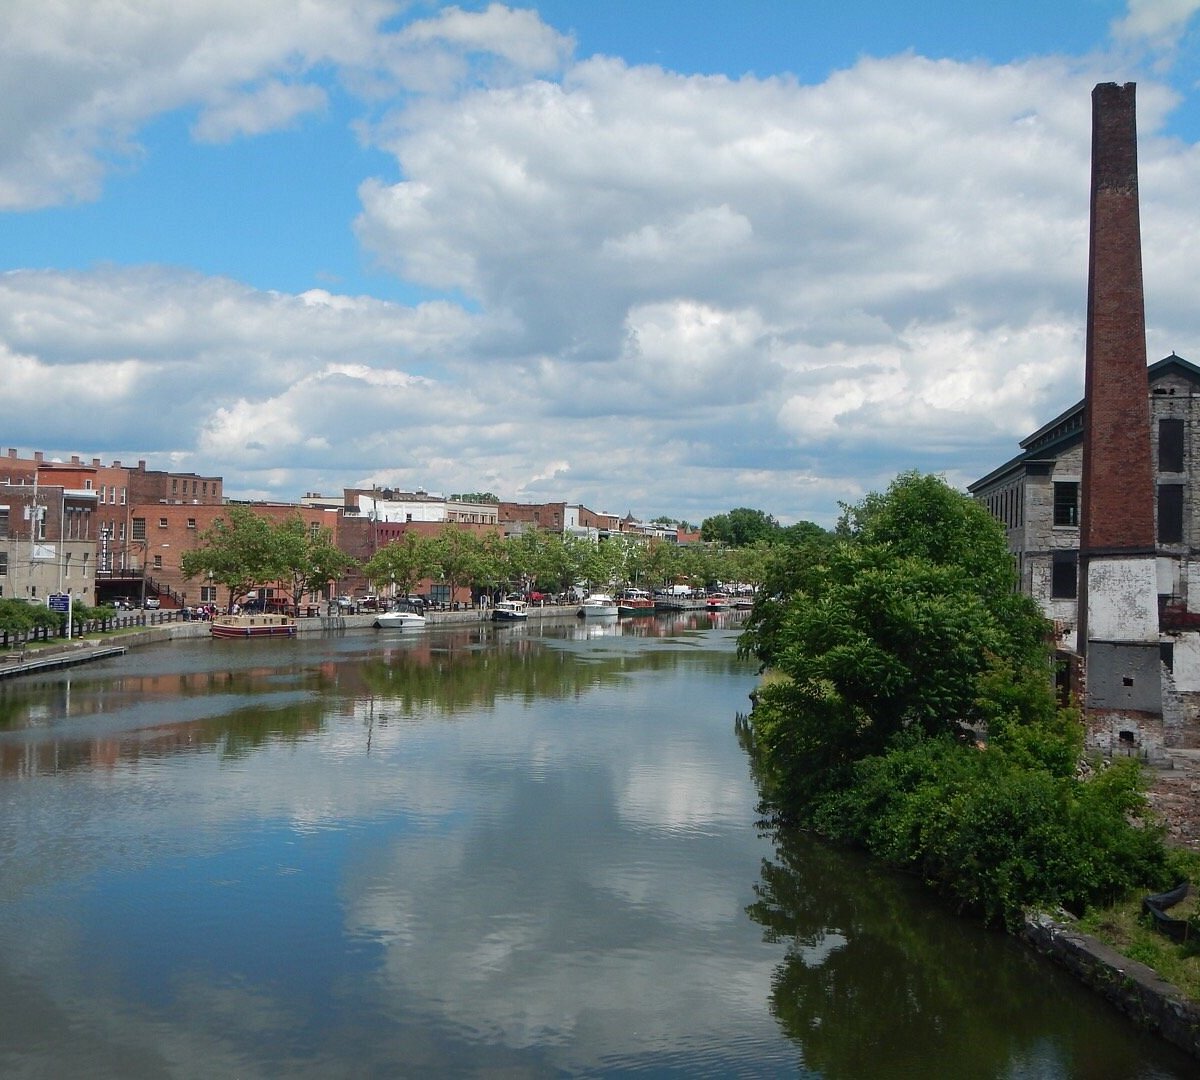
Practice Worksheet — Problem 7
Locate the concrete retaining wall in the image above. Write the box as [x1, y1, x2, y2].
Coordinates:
[1021, 912, 1200, 1058]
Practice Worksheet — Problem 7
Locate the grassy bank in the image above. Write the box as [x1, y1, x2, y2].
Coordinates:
[1078, 850, 1200, 1000]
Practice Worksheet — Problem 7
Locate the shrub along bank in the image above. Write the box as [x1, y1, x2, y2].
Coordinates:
[738, 472, 1182, 931]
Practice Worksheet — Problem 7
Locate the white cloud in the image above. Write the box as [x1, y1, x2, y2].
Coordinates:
[192, 79, 329, 142]
[1, 5, 1199, 525]
[1112, 0, 1200, 50]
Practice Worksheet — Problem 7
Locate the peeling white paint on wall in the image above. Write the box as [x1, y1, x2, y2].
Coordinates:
[1087, 557, 1158, 641]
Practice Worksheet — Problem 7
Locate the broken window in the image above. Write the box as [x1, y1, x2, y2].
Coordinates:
[1053, 482, 1079, 527]
[1051, 551, 1078, 599]
[1158, 484, 1184, 544]
[1159, 418, 1184, 472]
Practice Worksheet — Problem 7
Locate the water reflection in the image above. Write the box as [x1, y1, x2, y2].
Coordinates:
[0, 615, 748, 780]
[744, 765, 1198, 1078]
[1, 617, 1193, 1077]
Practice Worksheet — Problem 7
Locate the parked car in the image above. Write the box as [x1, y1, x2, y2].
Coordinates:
[144, 597, 161, 609]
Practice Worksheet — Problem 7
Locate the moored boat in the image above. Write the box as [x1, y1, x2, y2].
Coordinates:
[211, 612, 297, 639]
[375, 600, 427, 629]
[577, 593, 618, 617]
[492, 598, 529, 622]
[617, 589, 655, 616]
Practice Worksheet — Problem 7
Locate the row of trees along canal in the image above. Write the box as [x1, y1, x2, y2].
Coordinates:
[170, 504, 807, 614]
[0, 504, 799, 641]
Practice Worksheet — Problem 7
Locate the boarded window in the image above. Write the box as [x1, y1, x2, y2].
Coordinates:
[1159, 484, 1184, 543]
[1053, 482, 1079, 527]
[1159, 418, 1185, 472]
[1051, 551, 1077, 599]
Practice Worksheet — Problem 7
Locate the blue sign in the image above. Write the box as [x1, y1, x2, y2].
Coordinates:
[48, 594, 70, 613]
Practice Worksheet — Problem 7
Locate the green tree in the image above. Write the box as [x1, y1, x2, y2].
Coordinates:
[180, 505, 280, 610]
[276, 516, 358, 610]
[701, 507, 780, 547]
[741, 472, 1055, 811]
[363, 531, 435, 601]
[738, 471, 1172, 926]
[643, 538, 682, 590]
[429, 526, 485, 605]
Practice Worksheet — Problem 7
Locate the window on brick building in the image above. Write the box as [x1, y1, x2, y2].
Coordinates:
[1051, 551, 1078, 599]
[132, 517, 146, 540]
[1053, 482, 1079, 527]
[158, 517, 168, 528]
[153, 555, 163, 570]
[1158, 484, 1184, 543]
[0, 507, 7, 538]
[187, 518, 196, 529]
[1159, 418, 1185, 472]
[0, 551, 6, 576]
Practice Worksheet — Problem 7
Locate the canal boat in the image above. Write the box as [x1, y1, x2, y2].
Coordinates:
[492, 598, 529, 622]
[211, 612, 297, 639]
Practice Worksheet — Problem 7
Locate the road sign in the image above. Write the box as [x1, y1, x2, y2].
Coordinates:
[48, 594, 70, 613]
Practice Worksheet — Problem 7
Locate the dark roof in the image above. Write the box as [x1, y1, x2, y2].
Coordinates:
[968, 353, 1197, 493]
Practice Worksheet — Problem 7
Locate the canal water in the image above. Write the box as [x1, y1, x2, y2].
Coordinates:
[0, 614, 1194, 1078]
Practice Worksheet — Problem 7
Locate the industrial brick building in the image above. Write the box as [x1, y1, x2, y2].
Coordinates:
[971, 353, 1200, 750]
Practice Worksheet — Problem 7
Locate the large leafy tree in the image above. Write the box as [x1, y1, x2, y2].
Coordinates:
[429, 526, 485, 604]
[701, 507, 781, 547]
[276, 516, 358, 610]
[363, 530, 435, 600]
[180, 505, 280, 610]
[739, 472, 1172, 925]
[741, 472, 1055, 805]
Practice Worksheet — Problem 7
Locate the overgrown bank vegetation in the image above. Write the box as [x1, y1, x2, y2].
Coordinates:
[738, 471, 1186, 931]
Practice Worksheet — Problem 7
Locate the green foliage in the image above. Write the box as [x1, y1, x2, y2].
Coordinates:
[808, 735, 1171, 928]
[701, 506, 781, 547]
[180, 505, 279, 608]
[364, 532, 437, 599]
[181, 507, 359, 609]
[740, 470, 1172, 930]
[0, 598, 40, 635]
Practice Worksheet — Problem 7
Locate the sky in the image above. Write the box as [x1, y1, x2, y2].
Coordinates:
[2, 1, 1199, 527]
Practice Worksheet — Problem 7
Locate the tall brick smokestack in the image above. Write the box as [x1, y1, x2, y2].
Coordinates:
[1078, 81, 1161, 724]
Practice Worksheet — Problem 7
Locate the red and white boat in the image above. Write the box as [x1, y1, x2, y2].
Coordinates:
[617, 589, 655, 616]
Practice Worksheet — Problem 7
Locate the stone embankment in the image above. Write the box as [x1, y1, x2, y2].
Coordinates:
[1021, 912, 1200, 1059]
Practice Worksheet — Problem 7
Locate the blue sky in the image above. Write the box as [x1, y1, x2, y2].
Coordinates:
[2, 1, 1198, 525]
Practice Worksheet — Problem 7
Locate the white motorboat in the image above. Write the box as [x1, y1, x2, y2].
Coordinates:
[577, 593, 618, 617]
[492, 598, 529, 622]
[374, 602, 427, 629]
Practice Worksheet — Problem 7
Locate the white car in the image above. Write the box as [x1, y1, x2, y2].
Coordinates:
[144, 597, 161, 609]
